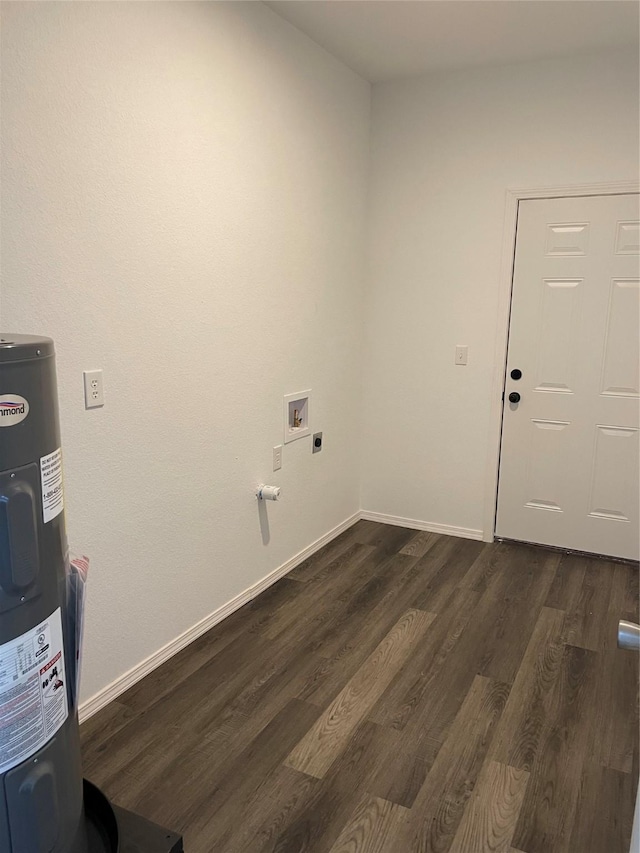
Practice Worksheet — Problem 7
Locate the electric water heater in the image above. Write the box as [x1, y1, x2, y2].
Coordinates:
[0, 335, 183, 853]
[0, 335, 86, 852]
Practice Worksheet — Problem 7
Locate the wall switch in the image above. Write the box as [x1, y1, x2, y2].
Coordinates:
[83, 370, 104, 408]
[273, 445, 283, 471]
[455, 346, 468, 366]
[312, 432, 323, 453]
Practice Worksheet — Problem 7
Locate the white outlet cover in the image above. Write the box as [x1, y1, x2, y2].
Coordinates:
[83, 369, 104, 408]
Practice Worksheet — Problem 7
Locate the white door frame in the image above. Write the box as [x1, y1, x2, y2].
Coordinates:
[482, 179, 640, 543]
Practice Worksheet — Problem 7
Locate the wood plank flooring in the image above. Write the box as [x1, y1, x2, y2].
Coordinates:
[80, 521, 639, 852]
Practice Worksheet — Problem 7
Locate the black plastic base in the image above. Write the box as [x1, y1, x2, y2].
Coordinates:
[109, 804, 183, 853]
[84, 780, 183, 852]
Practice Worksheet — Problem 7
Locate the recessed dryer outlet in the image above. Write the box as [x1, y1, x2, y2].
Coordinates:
[284, 390, 311, 443]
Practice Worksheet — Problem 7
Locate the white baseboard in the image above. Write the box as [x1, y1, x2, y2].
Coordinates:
[359, 510, 484, 541]
[79, 511, 360, 723]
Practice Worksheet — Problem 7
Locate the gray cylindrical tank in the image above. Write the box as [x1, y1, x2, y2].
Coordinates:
[0, 334, 87, 853]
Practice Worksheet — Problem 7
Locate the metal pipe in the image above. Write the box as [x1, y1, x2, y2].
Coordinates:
[618, 620, 640, 651]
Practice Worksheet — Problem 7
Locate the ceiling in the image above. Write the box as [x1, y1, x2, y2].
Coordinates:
[265, 1, 640, 82]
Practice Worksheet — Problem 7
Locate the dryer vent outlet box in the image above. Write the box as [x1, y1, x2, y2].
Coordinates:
[284, 390, 311, 443]
[0, 333, 183, 853]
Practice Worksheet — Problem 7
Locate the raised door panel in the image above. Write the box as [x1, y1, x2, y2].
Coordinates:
[615, 221, 639, 255]
[523, 419, 572, 514]
[600, 279, 640, 398]
[534, 279, 582, 394]
[588, 426, 639, 523]
[545, 222, 589, 256]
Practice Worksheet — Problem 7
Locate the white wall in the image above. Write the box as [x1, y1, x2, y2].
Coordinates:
[0, 1, 371, 704]
[362, 50, 639, 536]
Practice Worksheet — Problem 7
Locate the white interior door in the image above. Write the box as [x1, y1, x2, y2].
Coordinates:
[496, 193, 640, 561]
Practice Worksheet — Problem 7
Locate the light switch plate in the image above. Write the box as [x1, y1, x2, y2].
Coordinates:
[455, 346, 468, 365]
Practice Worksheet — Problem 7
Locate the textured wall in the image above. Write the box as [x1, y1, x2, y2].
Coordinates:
[0, 1, 371, 703]
[362, 50, 639, 535]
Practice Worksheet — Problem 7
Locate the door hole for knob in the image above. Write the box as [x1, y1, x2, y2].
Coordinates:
[509, 392, 521, 404]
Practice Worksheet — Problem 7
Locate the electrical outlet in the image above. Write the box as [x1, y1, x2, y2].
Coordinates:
[455, 345, 468, 366]
[312, 432, 323, 453]
[83, 370, 104, 408]
[273, 445, 283, 471]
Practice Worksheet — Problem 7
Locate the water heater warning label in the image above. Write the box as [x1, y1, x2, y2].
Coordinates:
[40, 447, 64, 523]
[0, 608, 69, 774]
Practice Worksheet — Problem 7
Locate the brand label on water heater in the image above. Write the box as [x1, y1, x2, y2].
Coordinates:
[0, 394, 29, 426]
[40, 447, 64, 523]
[0, 607, 69, 775]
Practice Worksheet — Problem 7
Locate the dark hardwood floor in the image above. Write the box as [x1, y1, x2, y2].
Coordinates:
[80, 521, 639, 852]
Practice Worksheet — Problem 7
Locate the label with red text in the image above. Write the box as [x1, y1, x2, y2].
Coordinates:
[0, 608, 68, 773]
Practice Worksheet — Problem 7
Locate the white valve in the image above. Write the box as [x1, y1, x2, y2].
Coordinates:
[257, 485, 281, 501]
